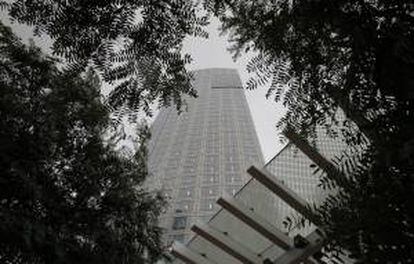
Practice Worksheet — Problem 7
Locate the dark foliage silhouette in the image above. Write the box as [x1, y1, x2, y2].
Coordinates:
[2, 0, 208, 114]
[205, 0, 414, 262]
[0, 22, 165, 264]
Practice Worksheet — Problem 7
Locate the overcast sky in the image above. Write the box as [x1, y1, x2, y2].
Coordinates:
[1, 13, 285, 162]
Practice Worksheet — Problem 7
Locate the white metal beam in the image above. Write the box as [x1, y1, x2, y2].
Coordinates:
[191, 223, 262, 264]
[283, 128, 351, 191]
[171, 241, 214, 264]
[247, 166, 319, 225]
[283, 128, 335, 172]
[217, 195, 293, 250]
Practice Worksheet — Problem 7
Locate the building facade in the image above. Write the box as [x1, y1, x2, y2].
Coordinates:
[264, 120, 350, 236]
[147, 68, 264, 243]
[170, 126, 352, 263]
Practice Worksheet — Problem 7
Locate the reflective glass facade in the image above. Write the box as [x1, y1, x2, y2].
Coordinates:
[264, 125, 349, 234]
[147, 68, 264, 244]
[171, 126, 351, 263]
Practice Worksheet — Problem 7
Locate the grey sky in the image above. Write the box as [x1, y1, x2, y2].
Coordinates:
[0, 12, 285, 162]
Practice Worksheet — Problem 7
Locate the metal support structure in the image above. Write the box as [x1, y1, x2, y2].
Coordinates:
[171, 146, 333, 264]
[191, 223, 262, 264]
[171, 242, 214, 264]
[247, 166, 320, 225]
[274, 229, 325, 264]
[217, 195, 293, 250]
[170, 165, 328, 264]
[283, 128, 335, 172]
[283, 128, 350, 190]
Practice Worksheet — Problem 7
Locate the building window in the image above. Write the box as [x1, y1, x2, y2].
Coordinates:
[201, 187, 217, 197]
[179, 188, 192, 198]
[176, 201, 193, 212]
[203, 174, 218, 184]
[172, 216, 187, 230]
[171, 234, 185, 243]
[182, 175, 196, 185]
[201, 200, 216, 211]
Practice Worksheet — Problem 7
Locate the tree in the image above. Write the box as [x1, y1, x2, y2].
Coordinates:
[1, 0, 209, 114]
[205, 0, 414, 262]
[0, 22, 165, 264]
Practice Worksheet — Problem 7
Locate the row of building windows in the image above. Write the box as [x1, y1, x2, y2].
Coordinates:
[173, 200, 219, 213]
[172, 186, 241, 200]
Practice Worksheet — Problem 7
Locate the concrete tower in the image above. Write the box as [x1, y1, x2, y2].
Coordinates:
[147, 68, 264, 243]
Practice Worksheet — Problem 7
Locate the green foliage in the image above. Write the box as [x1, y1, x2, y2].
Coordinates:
[2, 0, 209, 114]
[210, 0, 413, 138]
[206, 0, 414, 262]
[0, 22, 165, 264]
[315, 146, 413, 263]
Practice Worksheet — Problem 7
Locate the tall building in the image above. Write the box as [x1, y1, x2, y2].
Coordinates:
[147, 68, 264, 244]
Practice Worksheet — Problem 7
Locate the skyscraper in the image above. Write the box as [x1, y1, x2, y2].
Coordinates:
[147, 68, 264, 243]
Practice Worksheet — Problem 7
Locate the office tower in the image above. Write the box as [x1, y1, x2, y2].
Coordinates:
[147, 68, 264, 244]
